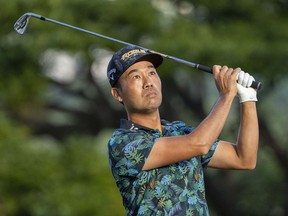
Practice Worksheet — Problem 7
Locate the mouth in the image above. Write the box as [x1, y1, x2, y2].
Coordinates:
[144, 89, 158, 97]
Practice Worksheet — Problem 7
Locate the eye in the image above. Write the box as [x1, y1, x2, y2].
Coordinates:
[149, 71, 157, 76]
[133, 74, 141, 79]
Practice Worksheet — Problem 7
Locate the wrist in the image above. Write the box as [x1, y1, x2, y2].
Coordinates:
[237, 84, 257, 103]
[240, 99, 258, 103]
[238, 92, 257, 103]
[219, 92, 235, 102]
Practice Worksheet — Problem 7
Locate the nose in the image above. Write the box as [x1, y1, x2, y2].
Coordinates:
[143, 75, 153, 89]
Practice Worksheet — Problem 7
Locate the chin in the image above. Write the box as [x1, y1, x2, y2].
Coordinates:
[147, 101, 162, 111]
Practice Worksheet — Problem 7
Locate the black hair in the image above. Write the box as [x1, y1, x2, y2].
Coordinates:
[112, 81, 124, 105]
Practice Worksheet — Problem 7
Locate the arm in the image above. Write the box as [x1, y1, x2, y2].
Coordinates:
[208, 101, 259, 170]
[142, 65, 240, 170]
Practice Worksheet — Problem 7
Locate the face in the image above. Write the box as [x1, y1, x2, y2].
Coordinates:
[111, 61, 162, 115]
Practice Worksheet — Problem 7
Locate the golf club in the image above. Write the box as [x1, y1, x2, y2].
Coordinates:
[14, 12, 262, 90]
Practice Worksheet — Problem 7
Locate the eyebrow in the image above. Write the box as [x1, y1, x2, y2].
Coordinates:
[127, 64, 155, 76]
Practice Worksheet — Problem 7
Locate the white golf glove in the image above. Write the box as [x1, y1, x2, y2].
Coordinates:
[237, 71, 257, 103]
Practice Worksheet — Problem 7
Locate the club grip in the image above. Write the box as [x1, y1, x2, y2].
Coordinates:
[196, 64, 262, 90]
[196, 64, 213, 73]
[250, 80, 262, 90]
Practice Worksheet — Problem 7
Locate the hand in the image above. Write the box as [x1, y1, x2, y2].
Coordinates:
[213, 65, 240, 97]
[237, 71, 257, 103]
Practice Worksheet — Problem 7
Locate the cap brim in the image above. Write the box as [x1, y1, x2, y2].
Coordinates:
[135, 53, 163, 68]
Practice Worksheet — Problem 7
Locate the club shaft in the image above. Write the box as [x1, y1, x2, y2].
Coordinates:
[16, 13, 262, 90]
[35, 15, 208, 70]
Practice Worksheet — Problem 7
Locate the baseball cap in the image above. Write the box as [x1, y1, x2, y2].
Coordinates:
[107, 45, 163, 87]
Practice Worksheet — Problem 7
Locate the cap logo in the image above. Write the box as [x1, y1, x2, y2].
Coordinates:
[108, 68, 116, 80]
[121, 49, 146, 61]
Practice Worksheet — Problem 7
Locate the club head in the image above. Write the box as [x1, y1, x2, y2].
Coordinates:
[14, 13, 32, 34]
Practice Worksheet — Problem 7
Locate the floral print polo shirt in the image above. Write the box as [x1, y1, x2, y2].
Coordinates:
[108, 119, 219, 216]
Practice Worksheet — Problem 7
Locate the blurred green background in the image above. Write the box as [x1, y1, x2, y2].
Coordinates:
[1, 0, 288, 215]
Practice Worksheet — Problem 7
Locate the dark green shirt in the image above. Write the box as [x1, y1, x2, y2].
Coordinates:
[108, 119, 219, 216]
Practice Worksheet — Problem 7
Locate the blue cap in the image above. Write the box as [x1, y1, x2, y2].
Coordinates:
[107, 46, 163, 87]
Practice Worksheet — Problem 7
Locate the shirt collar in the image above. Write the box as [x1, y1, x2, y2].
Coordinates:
[120, 118, 169, 131]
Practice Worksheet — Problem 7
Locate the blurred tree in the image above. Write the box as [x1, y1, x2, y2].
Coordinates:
[0, 114, 124, 215]
[0, 0, 288, 215]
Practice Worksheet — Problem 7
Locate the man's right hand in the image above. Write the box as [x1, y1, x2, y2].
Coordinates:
[213, 65, 241, 98]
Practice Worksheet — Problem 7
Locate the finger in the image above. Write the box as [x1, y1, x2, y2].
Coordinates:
[212, 65, 222, 75]
[220, 65, 228, 72]
[247, 75, 255, 88]
[237, 71, 245, 85]
[219, 65, 229, 79]
[243, 72, 250, 88]
[233, 67, 242, 76]
[213, 65, 221, 71]
[232, 67, 241, 81]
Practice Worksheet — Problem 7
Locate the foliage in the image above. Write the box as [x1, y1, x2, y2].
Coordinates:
[0, 115, 124, 215]
[1, 0, 288, 215]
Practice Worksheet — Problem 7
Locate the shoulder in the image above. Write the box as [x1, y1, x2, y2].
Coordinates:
[109, 128, 150, 143]
[108, 128, 155, 152]
[162, 119, 191, 127]
[162, 119, 194, 134]
[108, 128, 156, 173]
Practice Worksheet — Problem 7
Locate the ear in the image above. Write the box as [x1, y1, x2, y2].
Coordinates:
[111, 88, 123, 103]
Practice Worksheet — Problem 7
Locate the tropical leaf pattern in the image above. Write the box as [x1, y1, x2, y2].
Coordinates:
[108, 119, 218, 216]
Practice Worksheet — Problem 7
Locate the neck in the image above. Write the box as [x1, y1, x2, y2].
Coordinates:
[128, 111, 162, 132]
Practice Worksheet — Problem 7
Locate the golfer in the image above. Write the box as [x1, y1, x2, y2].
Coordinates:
[107, 45, 259, 216]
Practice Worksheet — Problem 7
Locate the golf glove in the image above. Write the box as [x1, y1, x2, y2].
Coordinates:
[237, 71, 257, 103]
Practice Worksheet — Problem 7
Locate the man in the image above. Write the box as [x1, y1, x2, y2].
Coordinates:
[107, 45, 259, 216]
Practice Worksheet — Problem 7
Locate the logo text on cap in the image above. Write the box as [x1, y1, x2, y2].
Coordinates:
[121, 49, 146, 61]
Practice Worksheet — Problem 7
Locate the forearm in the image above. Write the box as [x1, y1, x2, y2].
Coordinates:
[190, 94, 234, 151]
[235, 102, 259, 168]
[143, 94, 235, 170]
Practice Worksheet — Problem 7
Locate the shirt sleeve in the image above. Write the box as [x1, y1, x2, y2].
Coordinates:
[201, 139, 219, 168]
[173, 121, 219, 168]
[108, 130, 156, 178]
